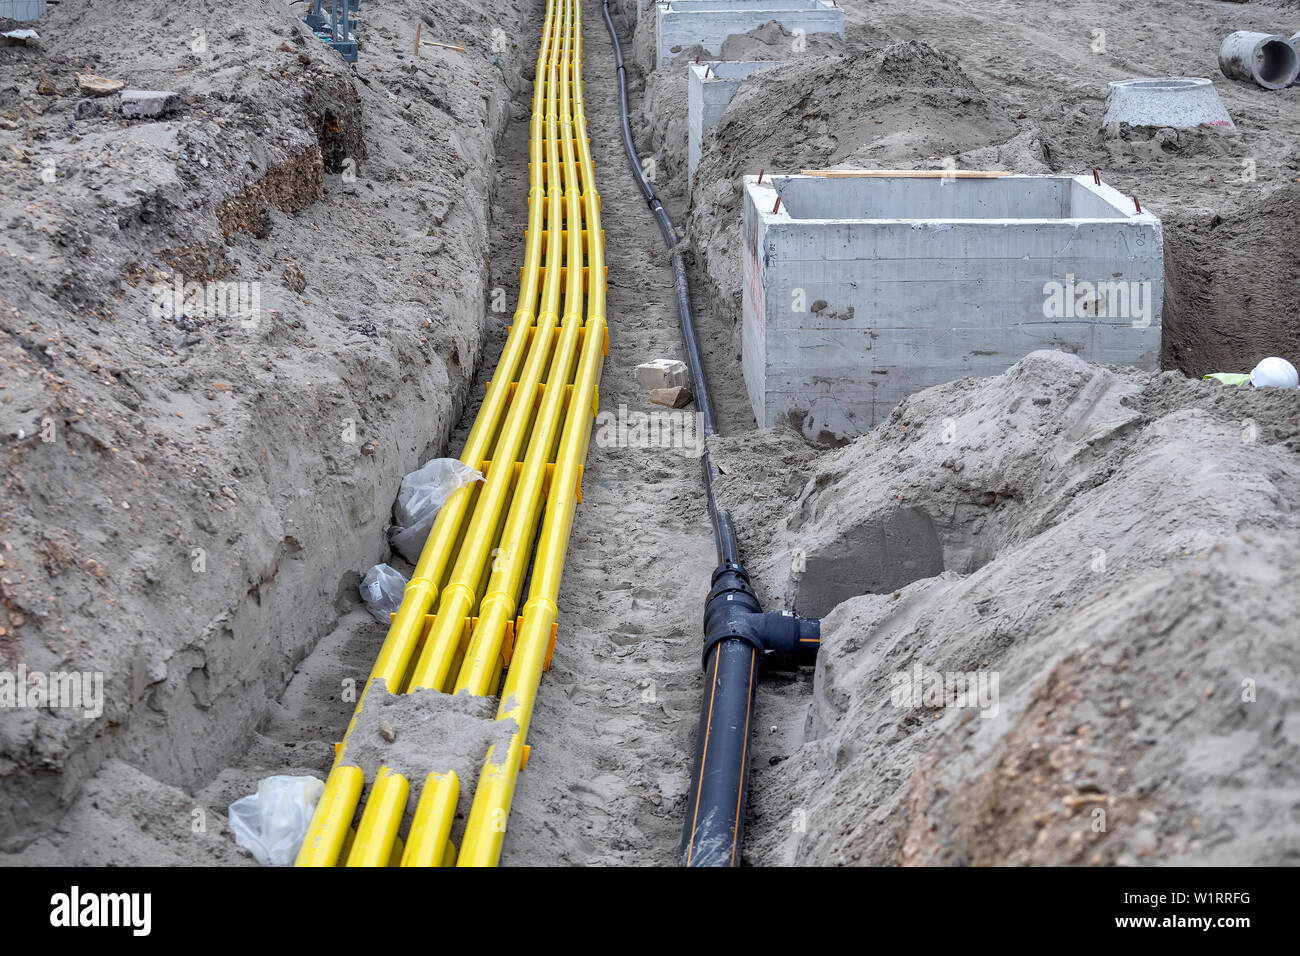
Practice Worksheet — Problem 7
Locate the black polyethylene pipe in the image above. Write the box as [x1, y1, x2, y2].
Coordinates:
[683, 638, 758, 866]
[599, 1, 746, 862]
[600, 1, 817, 867]
[600, 0, 738, 568]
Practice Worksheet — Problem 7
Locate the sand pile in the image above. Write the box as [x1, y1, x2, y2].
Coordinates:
[638, 22, 846, 192]
[708, 350, 1300, 864]
[343, 679, 514, 800]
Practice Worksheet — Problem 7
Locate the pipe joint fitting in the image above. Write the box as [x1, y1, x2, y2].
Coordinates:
[701, 563, 820, 672]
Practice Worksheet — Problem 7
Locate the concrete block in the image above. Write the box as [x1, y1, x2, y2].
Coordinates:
[655, 0, 844, 68]
[0, 1, 46, 21]
[1102, 77, 1233, 130]
[687, 61, 785, 180]
[121, 90, 180, 119]
[636, 358, 689, 389]
[650, 385, 694, 408]
[741, 174, 1164, 440]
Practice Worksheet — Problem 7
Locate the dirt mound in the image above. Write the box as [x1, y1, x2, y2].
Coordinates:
[709, 350, 1300, 865]
[717, 19, 848, 61]
[687, 40, 1020, 340]
[343, 679, 515, 798]
[0, 0, 534, 852]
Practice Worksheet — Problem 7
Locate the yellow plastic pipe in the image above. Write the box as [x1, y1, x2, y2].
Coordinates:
[295, 0, 561, 866]
[459, 17, 608, 856]
[404, 0, 570, 696]
[346, 766, 410, 867]
[297, 0, 606, 869]
[294, 765, 363, 867]
[459, 311, 606, 866]
[400, 771, 460, 867]
[454, 0, 589, 697]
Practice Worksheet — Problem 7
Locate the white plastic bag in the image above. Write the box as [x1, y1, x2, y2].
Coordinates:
[360, 563, 407, 623]
[390, 458, 481, 563]
[228, 775, 325, 866]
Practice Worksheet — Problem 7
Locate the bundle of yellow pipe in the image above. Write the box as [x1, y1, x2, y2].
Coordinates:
[295, 0, 607, 868]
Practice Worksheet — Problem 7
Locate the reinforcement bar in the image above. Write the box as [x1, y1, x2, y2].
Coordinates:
[296, 0, 607, 867]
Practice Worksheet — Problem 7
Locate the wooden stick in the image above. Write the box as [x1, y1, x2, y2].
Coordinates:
[799, 168, 1014, 179]
[422, 39, 468, 53]
[414, 22, 422, 58]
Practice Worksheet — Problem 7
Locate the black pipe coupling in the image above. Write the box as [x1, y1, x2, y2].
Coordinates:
[701, 563, 820, 672]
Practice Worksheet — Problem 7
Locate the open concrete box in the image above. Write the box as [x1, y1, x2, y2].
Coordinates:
[688, 61, 786, 180]
[654, 0, 845, 67]
[741, 173, 1164, 440]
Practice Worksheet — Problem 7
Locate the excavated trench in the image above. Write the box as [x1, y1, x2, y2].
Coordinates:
[1, 0, 539, 863]
[5, 0, 1299, 869]
[5, 0, 726, 867]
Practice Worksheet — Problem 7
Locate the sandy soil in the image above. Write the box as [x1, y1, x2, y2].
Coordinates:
[0, 0, 535, 859]
[3, 0, 1298, 868]
[710, 352, 1300, 865]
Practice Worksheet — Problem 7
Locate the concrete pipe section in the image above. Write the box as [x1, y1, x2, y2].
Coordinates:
[1218, 30, 1300, 90]
[1102, 78, 1234, 130]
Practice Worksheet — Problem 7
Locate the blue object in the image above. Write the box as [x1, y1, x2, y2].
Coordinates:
[302, 0, 360, 63]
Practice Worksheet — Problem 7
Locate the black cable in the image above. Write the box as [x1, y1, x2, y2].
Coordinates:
[599, 0, 738, 566]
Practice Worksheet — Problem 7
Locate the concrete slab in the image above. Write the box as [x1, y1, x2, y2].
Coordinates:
[0, 0, 46, 21]
[687, 61, 785, 180]
[654, 0, 844, 68]
[741, 173, 1164, 439]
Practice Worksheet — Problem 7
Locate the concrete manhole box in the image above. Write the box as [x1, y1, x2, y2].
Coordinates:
[688, 61, 786, 180]
[654, 0, 845, 67]
[741, 173, 1164, 440]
